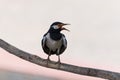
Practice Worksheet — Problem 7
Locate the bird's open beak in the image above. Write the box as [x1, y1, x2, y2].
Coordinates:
[61, 23, 70, 31]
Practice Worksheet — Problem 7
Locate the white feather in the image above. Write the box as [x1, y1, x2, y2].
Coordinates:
[52, 25, 59, 29]
[45, 33, 62, 51]
[62, 36, 67, 48]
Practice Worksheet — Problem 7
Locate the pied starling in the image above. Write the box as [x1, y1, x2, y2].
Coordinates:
[41, 22, 69, 64]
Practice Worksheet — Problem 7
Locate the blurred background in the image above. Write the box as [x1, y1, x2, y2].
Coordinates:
[0, 0, 120, 80]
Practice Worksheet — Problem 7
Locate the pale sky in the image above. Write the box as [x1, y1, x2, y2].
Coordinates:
[0, 0, 120, 80]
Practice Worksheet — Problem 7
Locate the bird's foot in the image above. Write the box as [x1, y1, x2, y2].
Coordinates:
[55, 61, 61, 68]
[46, 59, 50, 66]
[46, 55, 51, 67]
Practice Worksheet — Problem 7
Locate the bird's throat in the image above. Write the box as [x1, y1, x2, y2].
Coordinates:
[50, 32, 62, 41]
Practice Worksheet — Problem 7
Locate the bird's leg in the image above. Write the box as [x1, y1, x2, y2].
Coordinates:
[56, 55, 61, 68]
[56, 49, 61, 63]
[58, 55, 61, 63]
[46, 50, 51, 66]
[46, 55, 50, 66]
[47, 55, 50, 61]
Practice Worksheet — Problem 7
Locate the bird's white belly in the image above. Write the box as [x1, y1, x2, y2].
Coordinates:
[47, 39, 62, 51]
[46, 33, 62, 51]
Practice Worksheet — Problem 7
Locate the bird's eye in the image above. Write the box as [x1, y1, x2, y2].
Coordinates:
[53, 25, 59, 29]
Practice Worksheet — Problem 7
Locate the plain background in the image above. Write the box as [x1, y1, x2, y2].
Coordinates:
[0, 0, 120, 80]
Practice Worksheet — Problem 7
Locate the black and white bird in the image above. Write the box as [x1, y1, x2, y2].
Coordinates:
[41, 22, 69, 64]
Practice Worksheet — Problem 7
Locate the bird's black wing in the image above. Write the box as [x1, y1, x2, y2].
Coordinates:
[59, 34, 67, 55]
[41, 33, 50, 55]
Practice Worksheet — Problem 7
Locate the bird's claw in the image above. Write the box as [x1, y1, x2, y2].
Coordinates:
[55, 61, 61, 68]
[46, 58, 51, 66]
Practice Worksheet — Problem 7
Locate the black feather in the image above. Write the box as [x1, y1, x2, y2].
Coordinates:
[41, 22, 68, 63]
[41, 33, 67, 56]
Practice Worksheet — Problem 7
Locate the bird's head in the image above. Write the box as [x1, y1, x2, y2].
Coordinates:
[49, 22, 70, 33]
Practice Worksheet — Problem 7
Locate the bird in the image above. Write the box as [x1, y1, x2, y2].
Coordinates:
[41, 22, 70, 65]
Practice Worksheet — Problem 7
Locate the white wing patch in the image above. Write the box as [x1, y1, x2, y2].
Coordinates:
[62, 36, 67, 48]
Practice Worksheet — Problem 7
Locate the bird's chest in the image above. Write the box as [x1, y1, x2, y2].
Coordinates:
[46, 33, 62, 51]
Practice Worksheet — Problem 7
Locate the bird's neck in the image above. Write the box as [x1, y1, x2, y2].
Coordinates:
[49, 32, 62, 41]
[49, 28, 61, 33]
